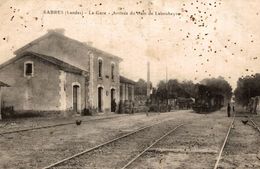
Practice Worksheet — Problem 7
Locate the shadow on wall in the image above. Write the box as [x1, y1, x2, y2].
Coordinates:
[0, 108, 84, 119]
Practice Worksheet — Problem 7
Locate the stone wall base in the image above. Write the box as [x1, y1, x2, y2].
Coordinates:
[1, 110, 81, 119]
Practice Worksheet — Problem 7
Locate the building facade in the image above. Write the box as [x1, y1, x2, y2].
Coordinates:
[0, 30, 122, 115]
[0, 52, 88, 114]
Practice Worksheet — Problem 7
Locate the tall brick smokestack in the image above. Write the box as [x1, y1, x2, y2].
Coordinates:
[147, 61, 150, 98]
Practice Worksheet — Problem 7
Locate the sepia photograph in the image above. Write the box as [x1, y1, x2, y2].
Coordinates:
[0, 0, 259, 168]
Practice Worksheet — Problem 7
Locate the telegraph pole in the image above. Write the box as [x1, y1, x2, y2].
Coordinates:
[147, 61, 151, 98]
[146, 61, 151, 116]
[166, 64, 169, 111]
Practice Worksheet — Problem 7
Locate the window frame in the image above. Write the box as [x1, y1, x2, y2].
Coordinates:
[98, 58, 103, 79]
[111, 62, 115, 81]
[24, 61, 34, 77]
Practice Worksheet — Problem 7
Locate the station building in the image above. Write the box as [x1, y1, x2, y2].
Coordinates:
[0, 30, 133, 116]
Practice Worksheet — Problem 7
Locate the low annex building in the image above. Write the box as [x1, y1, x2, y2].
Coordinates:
[0, 30, 126, 115]
[119, 76, 135, 102]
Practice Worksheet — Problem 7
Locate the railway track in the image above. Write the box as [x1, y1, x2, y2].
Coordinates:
[214, 115, 260, 169]
[0, 114, 127, 135]
[249, 118, 260, 133]
[121, 124, 184, 169]
[42, 120, 184, 169]
[213, 115, 236, 169]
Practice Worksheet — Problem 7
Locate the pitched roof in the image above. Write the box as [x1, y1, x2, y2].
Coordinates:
[0, 51, 87, 75]
[14, 30, 123, 62]
[30, 52, 87, 75]
[120, 76, 136, 85]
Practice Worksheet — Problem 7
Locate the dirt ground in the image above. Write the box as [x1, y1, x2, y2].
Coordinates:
[0, 110, 259, 169]
[128, 110, 260, 169]
[217, 116, 260, 169]
[128, 109, 232, 169]
[0, 110, 195, 169]
[54, 119, 187, 169]
[0, 113, 127, 133]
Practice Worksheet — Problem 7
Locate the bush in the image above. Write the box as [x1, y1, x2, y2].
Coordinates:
[81, 108, 91, 116]
[118, 101, 125, 114]
[1, 106, 15, 118]
[160, 105, 169, 112]
[149, 104, 169, 112]
[134, 106, 149, 113]
[81, 107, 97, 116]
[149, 104, 159, 112]
[118, 100, 135, 114]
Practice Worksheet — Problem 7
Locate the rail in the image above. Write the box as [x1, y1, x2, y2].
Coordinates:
[121, 124, 184, 169]
[42, 120, 176, 169]
[213, 114, 235, 169]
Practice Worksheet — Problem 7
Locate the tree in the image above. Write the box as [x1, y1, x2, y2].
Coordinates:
[234, 74, 260, 106]
[181, 80, 197, 98]
[155, 80, 167, 101]
[155, 79, 196, 101]
[134, 78, 152, 95]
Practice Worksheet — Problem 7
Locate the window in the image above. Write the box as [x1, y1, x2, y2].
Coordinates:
[24, 61, 33, 77]
[111, 63, 115, 80]
[98, 59, 103, 78]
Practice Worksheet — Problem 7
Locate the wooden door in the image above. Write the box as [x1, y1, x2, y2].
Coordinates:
[98, 87, 103, 112]
[73, 85, 79, 112]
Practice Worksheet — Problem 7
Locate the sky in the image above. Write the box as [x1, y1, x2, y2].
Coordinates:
[0, 0, 259, 90]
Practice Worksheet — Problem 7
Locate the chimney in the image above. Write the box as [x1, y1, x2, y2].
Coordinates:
[83, 41, 93, 46]
[47, 28, 65, 35]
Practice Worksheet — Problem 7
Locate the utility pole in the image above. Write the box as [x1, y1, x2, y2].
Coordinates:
[147, 61, 151, 99]
[146, 61, 151, 116]
[166, 64, 169, 111]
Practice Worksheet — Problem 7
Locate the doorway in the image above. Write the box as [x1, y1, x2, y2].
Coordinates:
[73, 85, 79, 112]
[98, 87, 103, 112]
[111, 88, 116, 112]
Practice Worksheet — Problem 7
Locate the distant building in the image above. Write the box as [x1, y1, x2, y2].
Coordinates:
[0, 30, 123, 115]
[118, 76, 136, 114]
[119, 76, 135, 102]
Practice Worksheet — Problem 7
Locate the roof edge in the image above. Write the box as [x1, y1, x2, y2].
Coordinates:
[120, 75, 136, 85]
[14, 31, 123, 62]
[0, 51, 88, 76]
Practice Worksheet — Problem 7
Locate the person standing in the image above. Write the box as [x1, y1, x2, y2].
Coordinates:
[232, 105, 235, 112]
[227, 103, 231, 117]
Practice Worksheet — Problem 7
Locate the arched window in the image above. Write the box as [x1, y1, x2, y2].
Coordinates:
[111, 63, 115, 80]
[98, 59, 103, 78]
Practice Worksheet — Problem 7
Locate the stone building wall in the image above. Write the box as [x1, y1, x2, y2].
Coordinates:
[0, 55, 61, 112]
[91, 52, 120, 112]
